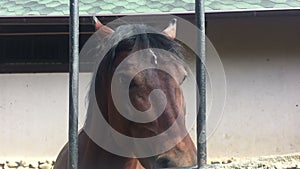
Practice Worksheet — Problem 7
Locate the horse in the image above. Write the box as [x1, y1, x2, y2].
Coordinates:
[54, 17, 197, 169]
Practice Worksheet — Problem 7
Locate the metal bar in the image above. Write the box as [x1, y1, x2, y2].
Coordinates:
[0, 32, 94, 36]
[195, 0, 207, 168]
[68, 0, 79, 168]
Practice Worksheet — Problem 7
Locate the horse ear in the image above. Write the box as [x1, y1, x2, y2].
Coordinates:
[162, 18, 177, 39]
[93, 16, 114, 35]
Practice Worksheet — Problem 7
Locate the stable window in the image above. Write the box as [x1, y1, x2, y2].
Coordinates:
[0, 20, 93, 73]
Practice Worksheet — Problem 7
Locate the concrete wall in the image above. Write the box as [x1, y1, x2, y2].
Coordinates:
[0, 73, 91, 160]
[206, 16, 300, 159]
[0, 15, 299, 160]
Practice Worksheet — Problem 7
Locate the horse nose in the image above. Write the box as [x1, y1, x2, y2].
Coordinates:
[155, 157, 175, 168]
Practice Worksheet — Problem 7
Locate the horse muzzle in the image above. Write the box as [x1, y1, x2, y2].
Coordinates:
[154, 156, 197, 169]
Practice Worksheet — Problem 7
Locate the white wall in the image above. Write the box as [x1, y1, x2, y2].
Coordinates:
[0, 73, 91, 160]
[0, 16, 299, 160]
[206, 16, 300, 159]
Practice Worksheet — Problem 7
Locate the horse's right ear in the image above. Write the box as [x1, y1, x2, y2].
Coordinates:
[93, 16, 114, 35]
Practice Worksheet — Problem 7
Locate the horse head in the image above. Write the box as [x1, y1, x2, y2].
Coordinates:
[93, 17, 197, 169]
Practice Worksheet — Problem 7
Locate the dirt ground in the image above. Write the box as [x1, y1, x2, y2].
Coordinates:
[206, 153, 300, 169]
[1, 153, 299, 169]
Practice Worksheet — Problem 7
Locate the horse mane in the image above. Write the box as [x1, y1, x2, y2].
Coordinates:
[87, 24, 187, 123]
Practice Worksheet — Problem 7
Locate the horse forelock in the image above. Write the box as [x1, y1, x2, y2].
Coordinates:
[100, 24, 186, 67]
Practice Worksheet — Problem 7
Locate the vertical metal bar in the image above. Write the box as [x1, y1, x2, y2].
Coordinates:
[69, 0, 79, 168]
[195, 0, 206, 168]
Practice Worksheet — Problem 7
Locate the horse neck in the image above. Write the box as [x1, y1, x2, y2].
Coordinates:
[79, 131, 144, 169]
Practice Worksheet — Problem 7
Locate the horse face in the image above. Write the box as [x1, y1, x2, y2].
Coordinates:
[130, 69, 197, 169]
[107, 50, 197, 168]
[94, 18, 197, 168]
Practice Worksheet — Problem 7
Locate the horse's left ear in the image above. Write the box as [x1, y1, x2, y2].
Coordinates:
[162, 18, 177, 39]
[93, 16, 114, 35]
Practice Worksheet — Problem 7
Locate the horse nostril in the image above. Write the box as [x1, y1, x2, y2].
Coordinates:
[156, 157, 173, 168]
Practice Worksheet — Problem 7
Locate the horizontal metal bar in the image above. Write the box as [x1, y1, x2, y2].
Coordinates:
[1, 9, 299, 25]
[0, 31, 93, 36]
[1, 7, 300, 19]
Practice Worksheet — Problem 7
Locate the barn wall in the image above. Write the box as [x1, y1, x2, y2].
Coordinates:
[206, 15, 300, 159]
[0, 73, 91, 160]
[0, 15, 299, 160]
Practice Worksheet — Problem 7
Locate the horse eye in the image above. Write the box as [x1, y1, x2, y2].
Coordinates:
[118, 74, 137, 89]
[129, 80, 137, 89]
[180, 75, 187, 85]
[118, 74, 130, 84]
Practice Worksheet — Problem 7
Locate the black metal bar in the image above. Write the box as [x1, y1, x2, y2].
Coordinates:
[68, 0, 79, 168]
[195, 0, 207, 168]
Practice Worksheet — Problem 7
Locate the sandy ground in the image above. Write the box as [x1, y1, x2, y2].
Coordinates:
[205, 153, 300, 169]
[0, 153, 299, 169]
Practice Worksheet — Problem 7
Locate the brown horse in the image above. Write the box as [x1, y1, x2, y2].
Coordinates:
[54, 18, 196, 169]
